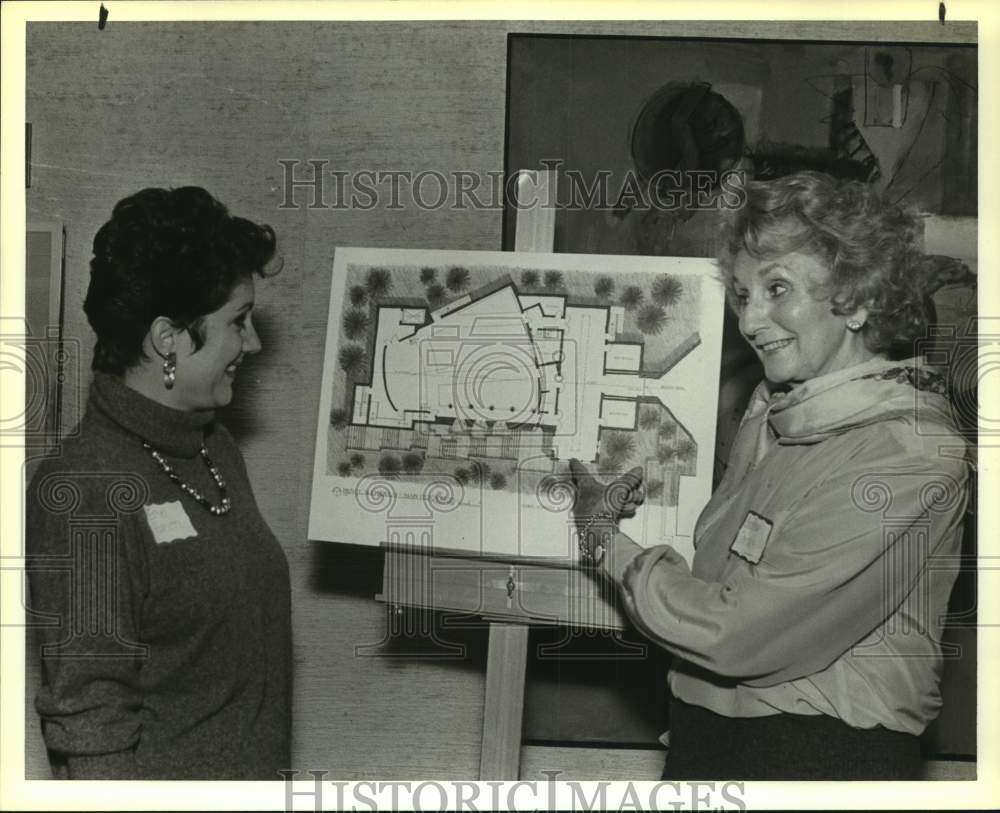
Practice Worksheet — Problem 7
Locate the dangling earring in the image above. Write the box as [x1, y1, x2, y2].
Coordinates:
[847, 319, 864, 332]
[162, 352, 176, 390]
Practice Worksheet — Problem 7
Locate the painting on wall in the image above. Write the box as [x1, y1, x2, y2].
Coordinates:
[22, 222, 70, 478]
[504, 36, 976, 259]
[309, 247, 724, 564]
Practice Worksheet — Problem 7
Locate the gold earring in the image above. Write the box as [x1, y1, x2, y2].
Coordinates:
[162, 352, 176, 389]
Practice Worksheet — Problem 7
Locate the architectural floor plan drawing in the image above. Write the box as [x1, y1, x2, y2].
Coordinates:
[309, 248, 725, 564]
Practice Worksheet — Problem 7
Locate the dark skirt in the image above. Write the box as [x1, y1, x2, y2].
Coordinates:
[662, 697, 922, 780]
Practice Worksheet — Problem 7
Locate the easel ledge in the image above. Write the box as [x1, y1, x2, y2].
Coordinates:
[376, 546, 627, 630]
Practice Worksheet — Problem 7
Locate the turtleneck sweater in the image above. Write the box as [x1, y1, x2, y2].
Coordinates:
[27, 373, 291, 779]
[599, 358, 969, 735]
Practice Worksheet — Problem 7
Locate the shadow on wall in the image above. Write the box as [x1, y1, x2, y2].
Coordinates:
[308, 540, 491, 666]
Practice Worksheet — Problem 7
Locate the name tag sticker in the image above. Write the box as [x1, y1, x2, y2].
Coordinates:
[144, 501, 197, 544]
[730, 511, 773, 565]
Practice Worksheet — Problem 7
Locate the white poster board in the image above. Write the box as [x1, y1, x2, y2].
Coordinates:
[308, 248, 724, 565]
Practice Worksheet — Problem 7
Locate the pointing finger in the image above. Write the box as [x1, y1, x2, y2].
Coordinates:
[619, 466, 644, 492]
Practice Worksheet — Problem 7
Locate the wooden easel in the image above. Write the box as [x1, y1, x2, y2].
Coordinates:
[376, 171, 628, 779]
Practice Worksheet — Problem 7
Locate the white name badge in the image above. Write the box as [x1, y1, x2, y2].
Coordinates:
[144, 501, 198, 544]
[730, 511, 773, 565]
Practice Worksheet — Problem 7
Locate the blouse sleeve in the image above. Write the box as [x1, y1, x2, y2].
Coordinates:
[598, 436, 969, 685]
[27, 465, 147, 778]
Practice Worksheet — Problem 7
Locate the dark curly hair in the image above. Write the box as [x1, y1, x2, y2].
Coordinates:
[84, 187, 278, 374]
[717, 171, 970, 355]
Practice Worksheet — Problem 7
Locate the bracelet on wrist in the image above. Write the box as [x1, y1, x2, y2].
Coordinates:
[577, 511, 615, 566]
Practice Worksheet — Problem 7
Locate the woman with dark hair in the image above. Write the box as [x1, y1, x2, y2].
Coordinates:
[27, 187, 291, 779]
[570, 171, 971, 779]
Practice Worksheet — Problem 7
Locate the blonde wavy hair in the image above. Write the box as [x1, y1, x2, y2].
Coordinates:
[717, 171, 970, 354]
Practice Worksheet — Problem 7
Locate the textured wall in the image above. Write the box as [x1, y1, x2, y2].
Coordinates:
[24, 19, 974, 779]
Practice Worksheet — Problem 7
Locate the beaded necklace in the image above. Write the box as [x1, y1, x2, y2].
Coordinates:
[143, 441, 232, 516]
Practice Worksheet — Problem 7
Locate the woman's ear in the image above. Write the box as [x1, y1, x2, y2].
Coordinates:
[148, 316, 183, 359]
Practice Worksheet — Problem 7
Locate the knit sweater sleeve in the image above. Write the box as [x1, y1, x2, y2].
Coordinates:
[598, 435, 969, 684]
[27, 462, 148, 778]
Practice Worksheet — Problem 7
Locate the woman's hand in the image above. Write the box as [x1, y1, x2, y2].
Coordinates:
[568, 458, 645, 525]
[568, 459, 644, 565]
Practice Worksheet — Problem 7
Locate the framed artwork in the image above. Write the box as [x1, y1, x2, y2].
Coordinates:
[21, 221, 66, 453]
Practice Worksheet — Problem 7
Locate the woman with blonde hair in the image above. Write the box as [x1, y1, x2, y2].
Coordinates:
[571, 171, 971, 779]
